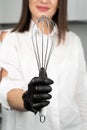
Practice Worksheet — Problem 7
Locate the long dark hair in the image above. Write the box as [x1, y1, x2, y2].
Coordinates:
[12, 0, 68, 43]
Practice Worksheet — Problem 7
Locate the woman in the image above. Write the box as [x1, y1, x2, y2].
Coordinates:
[0, 0, 87, 130]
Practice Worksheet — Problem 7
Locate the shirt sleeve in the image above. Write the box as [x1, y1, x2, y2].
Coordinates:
[75, 37, 87, 130]
[0, 32, 27, 109]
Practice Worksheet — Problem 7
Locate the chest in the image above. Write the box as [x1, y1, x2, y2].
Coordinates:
[17, 38, 79, 90]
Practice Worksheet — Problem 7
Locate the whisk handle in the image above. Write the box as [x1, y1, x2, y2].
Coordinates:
[39, 67, 47, 123]
[39, 67, 47, 78]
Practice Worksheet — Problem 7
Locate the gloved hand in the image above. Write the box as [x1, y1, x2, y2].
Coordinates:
[22, 76, 53, 114]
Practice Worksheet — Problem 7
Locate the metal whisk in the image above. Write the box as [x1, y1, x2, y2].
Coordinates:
[32, 16, 56, 123]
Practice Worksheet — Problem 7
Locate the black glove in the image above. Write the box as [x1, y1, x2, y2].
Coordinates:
[22, 70, 53, 114]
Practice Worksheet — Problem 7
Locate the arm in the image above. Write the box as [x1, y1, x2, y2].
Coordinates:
[75, 38, 87, 129]
[1, 69, 26, 111]
[0, 33, 27, 110]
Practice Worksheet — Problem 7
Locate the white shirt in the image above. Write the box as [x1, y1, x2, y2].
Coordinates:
[0, 21, 87, 130]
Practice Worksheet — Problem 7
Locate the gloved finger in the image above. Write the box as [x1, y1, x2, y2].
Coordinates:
[33, 94, 52, 101]
[35, 85, 52, 93]
[33, 101, 50, 109]
[29, 77, 53, 86]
